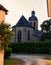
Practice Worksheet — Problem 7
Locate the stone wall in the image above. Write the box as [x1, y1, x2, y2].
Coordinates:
[11, 27, 34, 42]
[0, 10, 5, 24]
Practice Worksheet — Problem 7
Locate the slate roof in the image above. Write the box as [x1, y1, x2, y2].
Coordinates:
[0, 4, 8, 14]
[13, 15, 31, 28]
[29, 11, 38, 21]
[33, 30, 43, 38]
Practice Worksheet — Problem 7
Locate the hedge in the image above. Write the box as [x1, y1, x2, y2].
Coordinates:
[10, 41, 51, 54]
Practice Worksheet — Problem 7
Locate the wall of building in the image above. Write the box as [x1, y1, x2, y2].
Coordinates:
[11, 27, 34, 42]
[0, 50, 4, 65]
[0, 10, 6, 65]
[0, 10, 5, 24]
[22, 27, 34, 42]
[29, 20, 38, 30]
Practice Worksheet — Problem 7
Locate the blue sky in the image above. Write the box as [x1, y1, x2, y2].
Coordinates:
[0, 0, 49, 30]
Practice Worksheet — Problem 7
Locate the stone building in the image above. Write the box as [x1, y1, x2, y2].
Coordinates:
[11, 11, 42, 43]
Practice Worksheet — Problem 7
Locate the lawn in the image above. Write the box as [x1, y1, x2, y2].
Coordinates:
[4, 58, 25, 65]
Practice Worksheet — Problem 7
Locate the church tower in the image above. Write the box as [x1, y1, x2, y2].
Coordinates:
[29, 11, 38, 30]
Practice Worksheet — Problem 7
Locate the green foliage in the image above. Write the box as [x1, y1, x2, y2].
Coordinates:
[0, 23, 14, 50]
[41, 19, 51, 41]
[41, 19, 51, 32]
[41, 32, 51, 41]
[11, 41, 51, 55]
[4, 58, 24, 65]
[0, 23, 14, 58]
[4, 47, 12, 58]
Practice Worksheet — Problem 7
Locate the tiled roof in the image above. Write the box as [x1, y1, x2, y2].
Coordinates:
[0, 4, 8, 14]
[13, 15, 31, 27]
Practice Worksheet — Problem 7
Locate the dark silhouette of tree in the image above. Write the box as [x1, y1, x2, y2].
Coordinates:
[40, 19, 51, 41]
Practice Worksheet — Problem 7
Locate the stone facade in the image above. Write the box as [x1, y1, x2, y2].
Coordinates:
[12, 27, 34, 42]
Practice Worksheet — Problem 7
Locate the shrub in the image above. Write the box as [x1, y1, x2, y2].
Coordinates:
[10, 41, 51, 54]
[4, 47, 12, 58]
[48, 48, 51, 55]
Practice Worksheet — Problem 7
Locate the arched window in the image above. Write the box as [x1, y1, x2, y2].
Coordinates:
[28, 30, 30, 40]
[33, 22, 36, 29]
[18, 30, 21, 42]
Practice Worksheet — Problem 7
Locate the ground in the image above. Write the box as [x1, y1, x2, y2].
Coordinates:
[5, 54, 51, 65]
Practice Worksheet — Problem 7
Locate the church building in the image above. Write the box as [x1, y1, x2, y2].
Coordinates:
[11, 11, 42, 42]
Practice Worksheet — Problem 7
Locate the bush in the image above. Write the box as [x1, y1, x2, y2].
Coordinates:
[4, 47, 12, 58]
[10, 41, 51, 54]
[48, 48, 51, 55]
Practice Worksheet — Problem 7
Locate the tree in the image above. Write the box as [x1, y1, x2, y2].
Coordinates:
[40, 19, 51, 41]
[0, 22, 14, 52]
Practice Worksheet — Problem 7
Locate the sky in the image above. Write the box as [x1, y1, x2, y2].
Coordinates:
[0, 0, 49, 30]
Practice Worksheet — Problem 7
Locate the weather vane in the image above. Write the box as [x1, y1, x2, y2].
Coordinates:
[47, 0, 51, 17]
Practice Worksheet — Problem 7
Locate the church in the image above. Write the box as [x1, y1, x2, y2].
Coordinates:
[11, 11, 43, 42]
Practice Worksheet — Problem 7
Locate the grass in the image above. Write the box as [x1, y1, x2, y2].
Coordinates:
[4, 58, 25, 65]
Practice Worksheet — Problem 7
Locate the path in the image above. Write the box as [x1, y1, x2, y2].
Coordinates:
[10, 54, 47, 65]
